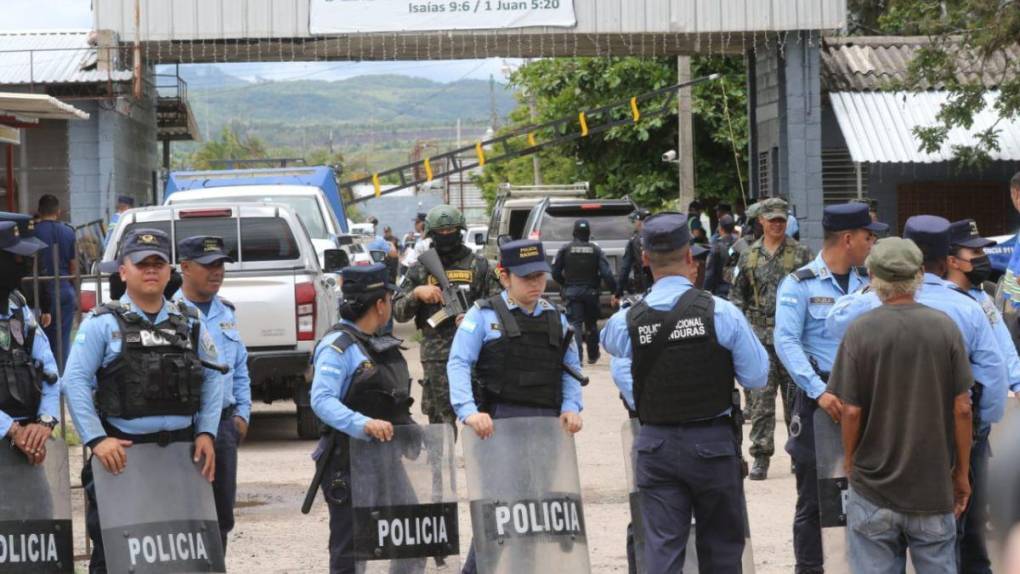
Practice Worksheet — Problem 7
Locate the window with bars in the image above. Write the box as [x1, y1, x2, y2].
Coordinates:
[822, 148, 868, 205]
[757, 150, 771, 197]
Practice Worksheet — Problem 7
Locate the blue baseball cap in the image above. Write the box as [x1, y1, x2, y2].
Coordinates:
[822, 203, 889, 233]
[120, 228, 171, 264]
[116, 195, 135, 207]
[641, 212, 691, 252]
[904, 215, 952, 260]
[949, 219, 996, 249]
[178, 235, 234, 265]
[341, 263, 396, 296]
[0, 220, 45, 256]
[499, 239, 551, 276]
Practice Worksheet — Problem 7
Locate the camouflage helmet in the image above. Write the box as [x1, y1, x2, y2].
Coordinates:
[424, 205, 466, 235]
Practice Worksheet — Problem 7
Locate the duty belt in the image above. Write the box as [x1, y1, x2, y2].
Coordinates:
[102, 422, 195, 447]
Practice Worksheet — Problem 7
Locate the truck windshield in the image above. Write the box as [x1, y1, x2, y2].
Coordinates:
[171, 195, 328, 240]
[120, 217, 299, 263]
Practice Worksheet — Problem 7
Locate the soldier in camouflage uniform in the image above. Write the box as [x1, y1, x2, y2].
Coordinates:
[730, 197, 814, 480]
[393, 205, 500, 425]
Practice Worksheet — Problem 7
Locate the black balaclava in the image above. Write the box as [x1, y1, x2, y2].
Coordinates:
[0, 251, 30, 315]
[432, 229, 464, 258]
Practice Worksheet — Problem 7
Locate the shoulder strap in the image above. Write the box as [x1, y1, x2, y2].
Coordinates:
[94, 301, 127, 317]
[631, 288, 705, 386]
[488, 295, 521, 338]
[219, 297, 236, 311]
[793, 267, 818, 282]
[176, 300, 200, 320]
[747, 245, 760, 307]
[543, 303, 562, 346]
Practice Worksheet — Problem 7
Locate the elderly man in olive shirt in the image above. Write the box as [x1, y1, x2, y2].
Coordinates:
[827, 237, 974, 574]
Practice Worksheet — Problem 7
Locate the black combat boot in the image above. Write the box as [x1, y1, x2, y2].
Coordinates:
[749, 457, 769, 481]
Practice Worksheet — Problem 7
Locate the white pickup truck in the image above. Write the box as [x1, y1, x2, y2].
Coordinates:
[80, 202, 343, 438]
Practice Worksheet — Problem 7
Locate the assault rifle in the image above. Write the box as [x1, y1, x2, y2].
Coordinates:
[418, 248, 470, 328]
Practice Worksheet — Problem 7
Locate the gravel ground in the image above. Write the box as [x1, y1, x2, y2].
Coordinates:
[70, 319, 999, 573]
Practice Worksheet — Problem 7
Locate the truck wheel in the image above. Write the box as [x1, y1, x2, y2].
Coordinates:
[296, 405, 320, 440]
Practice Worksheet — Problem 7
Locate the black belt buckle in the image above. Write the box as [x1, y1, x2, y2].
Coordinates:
[156, 430, 172, 447]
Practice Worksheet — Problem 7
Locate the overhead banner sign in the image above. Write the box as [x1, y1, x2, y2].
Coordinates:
[309, 0, 577, 34]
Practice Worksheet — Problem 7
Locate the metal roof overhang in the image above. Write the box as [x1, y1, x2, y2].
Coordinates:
[830, 91, 1020, 164]
[0, 92, 90, 125]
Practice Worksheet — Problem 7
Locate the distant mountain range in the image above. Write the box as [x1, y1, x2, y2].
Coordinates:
[174, 65, 516, 130]
[166, 65, 517, 173]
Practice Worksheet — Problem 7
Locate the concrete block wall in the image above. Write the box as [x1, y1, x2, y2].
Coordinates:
[750, 31, 825, 250]
[780, 33, 824, 250]
[67, 88, 159, 226]
[69, 101, 102, 225]
[19, 119, 69, 217]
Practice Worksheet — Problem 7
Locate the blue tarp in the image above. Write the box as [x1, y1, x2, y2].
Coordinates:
[988, 233, 1017, 273]
[165, 166, 349, 233]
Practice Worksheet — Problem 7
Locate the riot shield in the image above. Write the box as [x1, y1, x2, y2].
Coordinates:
[0, 438, 73, 573]
[620, 419, 646, 574]
[814, 409, 851, 573]
[464, 416, 590, 574]
[622, 420, 755, 573]
[348, 424, 460, 573]
[91, 442, 226, 573]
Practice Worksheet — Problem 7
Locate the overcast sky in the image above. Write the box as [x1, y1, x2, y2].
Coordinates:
[1, 0, 512, 83]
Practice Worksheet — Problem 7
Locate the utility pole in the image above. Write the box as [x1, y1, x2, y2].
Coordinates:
[528, 91, 542, 185]
[676, 56, 695, 211]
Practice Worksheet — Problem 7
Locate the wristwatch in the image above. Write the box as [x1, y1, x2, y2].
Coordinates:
[37, 415, 58, 429]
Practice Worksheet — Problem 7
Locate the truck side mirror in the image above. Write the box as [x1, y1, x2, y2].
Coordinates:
[323, 249, 349, 273]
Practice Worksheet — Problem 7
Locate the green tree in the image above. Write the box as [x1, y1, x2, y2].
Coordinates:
[189, 126, 269, 169]
[474, 57, 748, 210]
[860, 1, 1020, 166]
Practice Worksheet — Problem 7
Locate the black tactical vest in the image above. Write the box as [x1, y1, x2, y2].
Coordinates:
[94, 302, 205, 419]
[415, 247, 487, 334]
[0, 294, 42, 419]
[626, 288, 735, 424]
[563, 241, 599, 286]
[328, 324, 414, 425]
[474, 295, 565, 409]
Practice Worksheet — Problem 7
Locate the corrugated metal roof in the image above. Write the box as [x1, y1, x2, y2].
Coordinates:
[830, 91, 1020, 163]
[0, 92, 90, 121]
[822, 36, 1020, 92]
[0, 31, 133, 85]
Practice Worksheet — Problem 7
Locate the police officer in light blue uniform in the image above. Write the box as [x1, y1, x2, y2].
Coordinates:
[448, 238, 584, 574]
[172, 235, 252, 550]
[944, 218, 1016, 574]
[601, 213, 769, 573]
[309, 263, 416, 574]
[63, 228, 223, 573]
[825, 215, 1007, 425]
[773, 202, 888, 574]
[0, 220, 61, 464]
[104, 194, 134, 246]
